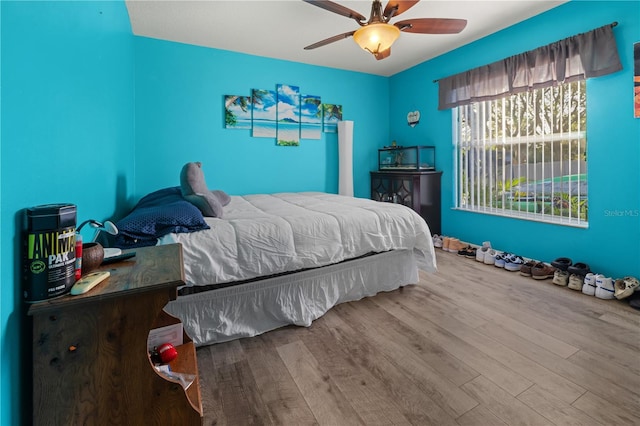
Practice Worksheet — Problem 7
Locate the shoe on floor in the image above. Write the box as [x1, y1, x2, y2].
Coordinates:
[447, 239, 463, 253]
[629, 291, 640, 310]
[568, 274, 584, 290]
[582, 273, 597, 296]
[595, 275, 615, 299]
[614, 276, 640, 300]
[504, 255, 525, 272]
[494, 252, 508, 268]
[531, 263, 556, 280]
[458, 246, 476, 259]
[442, 237, 452, 251]
[433, 234, 443, 248]
[552, 270, 569, 286]
[568, 272, 587, 290]
[483, 249, 497, 266]
[551, 257, 572, 271]
[476, 246, 490, 263]
[519, 260, 537, 277]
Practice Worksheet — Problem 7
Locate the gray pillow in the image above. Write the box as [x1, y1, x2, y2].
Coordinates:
[180, 162, 224, 218]
[211, 189, 231, 206]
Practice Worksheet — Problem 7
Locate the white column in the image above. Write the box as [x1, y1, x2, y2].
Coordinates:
[337, 120, 354, 197]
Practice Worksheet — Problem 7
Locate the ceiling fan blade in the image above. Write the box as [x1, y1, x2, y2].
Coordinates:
[304, 30, 356, 50]
[383, 1, 419, 20]
[302, 0, 366, 23]
[395, 18, 467, 34]
[374, 48, 391, 60]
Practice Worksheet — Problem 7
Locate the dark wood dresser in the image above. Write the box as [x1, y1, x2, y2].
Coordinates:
[28, 243, 202, 425]
[370, 170, 442, 235]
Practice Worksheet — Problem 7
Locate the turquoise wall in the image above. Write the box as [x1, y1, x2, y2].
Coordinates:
[2, 0, 639, 423]
[1, 1, 135, 424]
[133, 37, 389, 200]
[390, 0, 640, 279]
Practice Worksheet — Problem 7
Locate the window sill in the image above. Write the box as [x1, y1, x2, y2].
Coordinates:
[452, 207, 589, 229]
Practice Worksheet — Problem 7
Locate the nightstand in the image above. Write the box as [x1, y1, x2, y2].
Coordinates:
[28, 243, 202, 425]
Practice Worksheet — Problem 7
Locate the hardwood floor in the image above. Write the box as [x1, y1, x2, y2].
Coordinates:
[196, 250, 640, 425]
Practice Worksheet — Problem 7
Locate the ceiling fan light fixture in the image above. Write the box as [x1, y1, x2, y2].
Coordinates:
[353, 23, 400, 55]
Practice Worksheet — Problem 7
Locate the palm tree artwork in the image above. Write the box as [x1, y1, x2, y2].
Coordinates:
[224, 95, 251, 129]
[323, 104, 342, 133]
[252, 89, 277, 138]
[300, 95, 322, 140]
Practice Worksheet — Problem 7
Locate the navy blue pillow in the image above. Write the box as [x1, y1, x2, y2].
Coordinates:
[114, 187, 210, 248]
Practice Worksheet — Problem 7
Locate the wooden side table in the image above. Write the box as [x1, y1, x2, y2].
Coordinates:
[28, 243, 202, 425]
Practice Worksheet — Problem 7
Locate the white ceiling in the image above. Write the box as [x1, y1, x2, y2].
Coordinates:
[126, 0, 567, 77]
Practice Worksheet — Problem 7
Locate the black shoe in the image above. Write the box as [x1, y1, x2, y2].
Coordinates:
[567, 262, 590, 277]
[551, 257, 572, 271]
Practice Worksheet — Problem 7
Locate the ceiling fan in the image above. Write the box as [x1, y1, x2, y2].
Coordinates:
[303, 0, 467, 60]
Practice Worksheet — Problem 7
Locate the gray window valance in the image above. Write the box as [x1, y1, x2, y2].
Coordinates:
[438, 23, 622, 110]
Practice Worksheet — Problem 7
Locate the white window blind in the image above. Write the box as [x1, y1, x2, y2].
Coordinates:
[453, 80, 588, 227]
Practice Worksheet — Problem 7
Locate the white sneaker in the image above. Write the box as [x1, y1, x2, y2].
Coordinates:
[504, 255, 525, 272]
[582, 273, 598, 296]
[483, 249, 497, 265]
[476, 246, 489, 263]
[433, 235, 443, 248]
[568, 274, 583, 290]
[595, 276, 615, 299]
[553, 270, 569, 286]
[494, 252, 508, 268]
[568, 273, 585, 291]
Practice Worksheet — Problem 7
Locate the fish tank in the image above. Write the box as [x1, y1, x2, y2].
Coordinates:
[378, 146, 435, 171]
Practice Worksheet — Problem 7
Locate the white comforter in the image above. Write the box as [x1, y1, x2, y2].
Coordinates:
[159, 192, 436, 287]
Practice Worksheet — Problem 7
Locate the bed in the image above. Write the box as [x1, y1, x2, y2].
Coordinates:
[115, 187, 437, 346]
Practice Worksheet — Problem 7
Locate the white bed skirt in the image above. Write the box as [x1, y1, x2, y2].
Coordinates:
[164, 249, 420, 346]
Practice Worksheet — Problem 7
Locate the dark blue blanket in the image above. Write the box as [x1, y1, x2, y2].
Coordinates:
[114, 187, 210, 248]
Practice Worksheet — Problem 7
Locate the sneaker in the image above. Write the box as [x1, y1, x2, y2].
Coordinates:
[551, 257, 572, 271]
[433, 234, 443, 248]
[568, 272, 587, 290]
[504, 255, 525, 272]
[448, 239, 465, 253]
[476, 246, 490, 263]
[582, 273, 597, 295]
[595, 276, 615, 299]
[458, 246, 476, 259]
[568, 262, 590, 277]
[531, 263, 556, 280]
[568, 274, 584, 290]
[614, 276, 640, 300]
[483, 249, 497, 266]
[519, 260, 537, 277]
[553, 270, 569, 286]
[494, 252, 508, 268]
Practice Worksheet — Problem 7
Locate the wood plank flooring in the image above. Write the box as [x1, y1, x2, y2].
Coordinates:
[196, 250, 640, 425]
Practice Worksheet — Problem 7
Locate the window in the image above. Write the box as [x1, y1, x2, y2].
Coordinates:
[453, 80, 588, 227]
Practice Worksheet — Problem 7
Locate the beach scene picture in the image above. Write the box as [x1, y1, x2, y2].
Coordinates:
[300, 94, 322, 140]
[323, 103, 342, 133]
[252, 89, 277, 138]
[276, 84, 301, 146]
[224, 95, 252, 129]
[225, 83, 344, 144]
